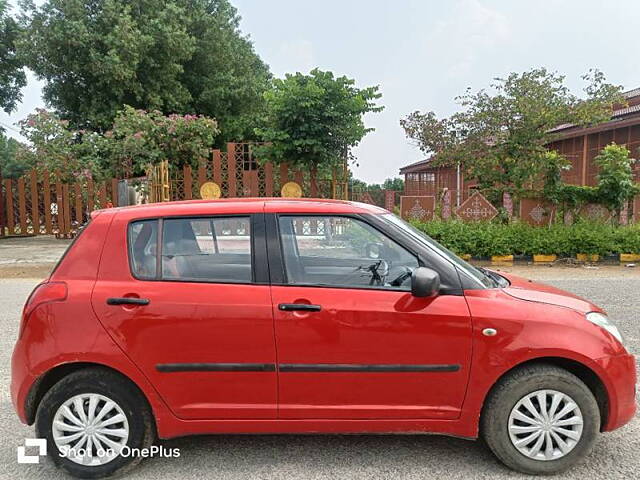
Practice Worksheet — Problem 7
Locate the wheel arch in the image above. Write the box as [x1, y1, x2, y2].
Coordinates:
[480, 356, 609, 431]
[24, 361, 157, 431]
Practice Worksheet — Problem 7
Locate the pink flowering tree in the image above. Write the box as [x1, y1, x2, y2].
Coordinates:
[108, 106, 219, 176]
[16, 106, 218, 181]
[17, 109, 109, 182]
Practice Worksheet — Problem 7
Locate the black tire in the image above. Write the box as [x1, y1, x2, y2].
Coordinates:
[481, 363, 600, 475]
[35, 367, 155, 479]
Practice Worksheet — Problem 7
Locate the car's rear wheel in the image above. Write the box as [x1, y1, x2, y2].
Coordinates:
[482, 363, 600, 475]
[35, 367, 155, 478]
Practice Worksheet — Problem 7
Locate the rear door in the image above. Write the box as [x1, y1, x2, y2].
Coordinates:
[91, 211, 277, 420]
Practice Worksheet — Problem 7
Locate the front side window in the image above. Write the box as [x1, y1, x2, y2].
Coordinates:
[161, 217, 252, 283]
[278, 216, 419, 290]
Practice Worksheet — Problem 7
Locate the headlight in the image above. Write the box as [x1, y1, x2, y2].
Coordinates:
[586, 312, 623, 344]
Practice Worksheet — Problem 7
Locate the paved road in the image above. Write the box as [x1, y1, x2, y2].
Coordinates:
[0, 270, 638, 479]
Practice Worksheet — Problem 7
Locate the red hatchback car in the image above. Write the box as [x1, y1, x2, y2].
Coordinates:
[11, 199, 636, 478]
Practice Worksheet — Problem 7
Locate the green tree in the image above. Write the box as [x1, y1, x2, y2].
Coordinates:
[18, 0, 269, 140]
[595, 143, 638, 218]
[0, 0, 26, 113]
[181, 0, 271, 142]
[382, 177, 404, 191]
[0, 131, 28, 178]
[255, 69, 382, 170]
[350, 177, 404, 192]
[19, 0, 195, 129]
[400, 68, 623, 196]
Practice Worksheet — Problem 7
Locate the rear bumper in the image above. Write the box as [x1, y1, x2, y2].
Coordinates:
[597, 353, 637, 432]
[11, 337, 35, 424]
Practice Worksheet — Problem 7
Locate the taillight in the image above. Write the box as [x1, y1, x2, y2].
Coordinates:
[20, 282, 68, 336]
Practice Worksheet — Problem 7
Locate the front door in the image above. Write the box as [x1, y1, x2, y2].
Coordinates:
[92, 213, 277, 420]
[269, 214, 472, 419]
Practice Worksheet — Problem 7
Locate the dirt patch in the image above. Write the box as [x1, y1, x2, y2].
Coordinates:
[0, 235, 71, 265]
[0, 235, 69, 279]
[0, 263, 54, 280]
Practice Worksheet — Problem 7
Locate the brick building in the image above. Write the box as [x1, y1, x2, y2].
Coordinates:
[399, 88, 640, 205]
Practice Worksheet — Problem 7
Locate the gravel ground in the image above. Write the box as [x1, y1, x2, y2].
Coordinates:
[0, 269, 638, 479]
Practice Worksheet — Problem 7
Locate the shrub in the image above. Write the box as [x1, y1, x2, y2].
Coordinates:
[612, 224, 640, 254]
[410, 219, 639, 257]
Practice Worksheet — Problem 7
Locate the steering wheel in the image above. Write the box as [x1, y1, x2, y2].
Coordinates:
[365, 259, 389, 286]
[388, 266, 413, 287]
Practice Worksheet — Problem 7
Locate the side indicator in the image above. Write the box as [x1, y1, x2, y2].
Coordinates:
[482, 328, 498, 337]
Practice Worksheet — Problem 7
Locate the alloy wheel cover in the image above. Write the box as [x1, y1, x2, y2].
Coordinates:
[52, 393, 130, 466]
[508, 389, 584, 461]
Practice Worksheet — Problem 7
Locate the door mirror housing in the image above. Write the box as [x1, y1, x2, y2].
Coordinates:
[411, 267, 440, 297]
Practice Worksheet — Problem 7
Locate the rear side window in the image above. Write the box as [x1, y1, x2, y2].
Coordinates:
[128, 220, 158, 279]
[161, 217, 252, 283]
[127, 216, 254, 283]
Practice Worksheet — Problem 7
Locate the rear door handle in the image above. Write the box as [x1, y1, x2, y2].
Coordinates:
[106, 297, 150, 306]
[278, 303, 321, 312]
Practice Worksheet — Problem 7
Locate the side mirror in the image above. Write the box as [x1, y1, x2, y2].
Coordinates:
[411, 267, 440, 298]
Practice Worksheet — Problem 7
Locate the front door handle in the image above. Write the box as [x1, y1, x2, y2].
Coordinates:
[106, 297, 150, 306]
[278, 303, 321, 312]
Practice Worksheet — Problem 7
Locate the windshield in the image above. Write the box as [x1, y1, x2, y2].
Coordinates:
[380, 213, 495, 288]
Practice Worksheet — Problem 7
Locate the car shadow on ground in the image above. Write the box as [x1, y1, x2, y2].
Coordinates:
[135, 434, 508, 479]
[126, 425, 635, 480]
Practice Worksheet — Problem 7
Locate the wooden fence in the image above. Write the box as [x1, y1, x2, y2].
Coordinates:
[0, 143, 357, 237]
[173, 149, 317, 200]
[0, 170, 119, 237]
[168, 143, 353, 201]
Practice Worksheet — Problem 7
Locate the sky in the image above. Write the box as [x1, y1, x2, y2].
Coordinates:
[2, 0, 640, 183]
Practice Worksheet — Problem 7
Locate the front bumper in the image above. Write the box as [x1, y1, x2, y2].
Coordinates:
[596, 353, 637, 432]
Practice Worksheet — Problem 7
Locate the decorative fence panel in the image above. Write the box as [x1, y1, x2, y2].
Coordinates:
[399, 189, 640, 226]
[1, 172, 119, 237]
[167, 143, 332, 202]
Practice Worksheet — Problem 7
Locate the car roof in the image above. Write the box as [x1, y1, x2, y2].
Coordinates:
[101, 197, 388, 219]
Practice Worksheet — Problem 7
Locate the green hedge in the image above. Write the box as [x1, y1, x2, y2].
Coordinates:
[410, 220, 640, 257]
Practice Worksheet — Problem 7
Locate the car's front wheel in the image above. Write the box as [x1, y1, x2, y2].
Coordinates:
[35, 367, 155, 478]
[482, 363, 600, 475]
